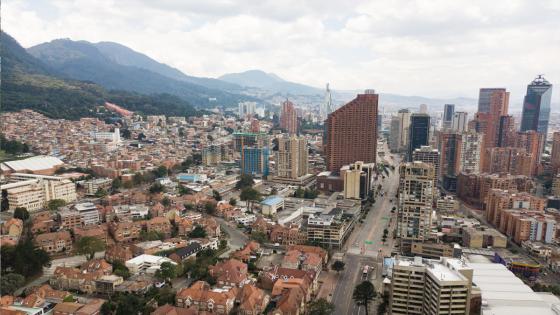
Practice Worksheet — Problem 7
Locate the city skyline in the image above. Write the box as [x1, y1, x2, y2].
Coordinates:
[4, 0, 560, 103]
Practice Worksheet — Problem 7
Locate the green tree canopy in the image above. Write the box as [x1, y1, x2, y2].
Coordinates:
[13, 207, 29, 221]
[307, 298, 336, 315]
[47, 199, 67, 211]
[236, 174, 255, 189]
[212, 189, 222, 201]
[229, 197, 237, 206]
[0, 273, 25, 295]
[188, 225, 207, 238]
[149, 183, 165, 194]
[332, 260, 346, 274]
[353, 281, 377, 315]
[155, 262, 179, 282]
[76, 236, 106, 260]
[1, 240, 50, 278]
[95, 187, 108, 198]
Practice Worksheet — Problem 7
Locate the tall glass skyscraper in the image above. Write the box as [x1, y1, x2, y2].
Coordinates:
[407, 113, 430, 161]
[520, 75, 553, 139]
[442, 104, 455, 129]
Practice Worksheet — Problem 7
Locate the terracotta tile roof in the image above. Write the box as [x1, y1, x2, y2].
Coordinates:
[0, 295, 14, 306]
[238, 284, 268, 313]
[176, 281, 237, 306]
[274, 286, 305, 314]
[35, 230, 71, 243]
[209, 259, 248, 286]
[53, 302, 84, 313]
[151, 304, 197, 315]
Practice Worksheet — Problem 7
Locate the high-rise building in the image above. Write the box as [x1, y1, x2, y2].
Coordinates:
[238, 101, 257, 117]
[442, 104, 455, 129]
[320, 83, 334, 121]
[276, 135, 308, 180]
[241, 147, 270, 177]
[520, 75, 553, 139]
[452, 111, 468, 132]
[515, 130, 545, 176]
[551, 132, 560, 174]
[412, 146, 440, 183]
[419, 104, 428, 114]
[438, 132, 462, 191]
[460, 131, 483, 174]
[389, 115, 401, 152]
[342, 161, 375, 200]
[397, 109, 411, 151]
[483, 147, 533, 176]
[407, 113, 430, 161]
[325, 91, 378, 172]
[397, 162, 435, 254]
[280, 100, 298, 134]
[497, 115, 515, 147]
[477, 88, 509, 115]
[389, 256, 472, 315]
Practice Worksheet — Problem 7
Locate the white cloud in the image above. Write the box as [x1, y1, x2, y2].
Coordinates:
[3, 0, 560, 106]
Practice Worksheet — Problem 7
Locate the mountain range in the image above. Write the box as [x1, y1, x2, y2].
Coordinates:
[1, 32, 199, 119]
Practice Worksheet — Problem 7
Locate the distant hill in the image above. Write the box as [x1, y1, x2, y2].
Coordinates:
[94, 41, 242, 91]
[28, 39, 252, 107]
[219, 70, 322, 95]
[1, 32, 199, 119]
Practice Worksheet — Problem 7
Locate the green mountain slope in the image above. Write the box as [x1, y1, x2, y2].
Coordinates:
[1, 32, 198, 119]
[28, 39, 251, 107]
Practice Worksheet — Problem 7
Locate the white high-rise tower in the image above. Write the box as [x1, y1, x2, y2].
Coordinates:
[321, 83, 333, 121]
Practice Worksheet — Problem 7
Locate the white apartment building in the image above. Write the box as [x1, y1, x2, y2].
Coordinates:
[74, 202, 100, 226]
[125, 254, 176, 275]
[389, 256, 472, 315]
[92, 128, 121, 143]
[4, 173, 77, 212]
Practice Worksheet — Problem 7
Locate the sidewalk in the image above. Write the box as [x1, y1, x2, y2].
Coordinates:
[316, 270, 338, 301]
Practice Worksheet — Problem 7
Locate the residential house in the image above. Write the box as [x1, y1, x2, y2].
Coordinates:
[105, 245, 134, 263]
[151, 304, 197, 315]
[108, 221, 142, 243]
[168, 242, 202, 263]
[232, 241, 260, 262]
[146, 217, 172, 238]
[209, 259, 249, 288]
[237, 284, 270, 315]
[35, 231, 72, 254]
[175, 281, 236, 314]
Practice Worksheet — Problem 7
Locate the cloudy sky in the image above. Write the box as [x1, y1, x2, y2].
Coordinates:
[4, 0, 560, 106]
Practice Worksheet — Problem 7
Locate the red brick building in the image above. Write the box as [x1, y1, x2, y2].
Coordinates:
[280, 100, 298, 135]
[325, 91, 378, 172]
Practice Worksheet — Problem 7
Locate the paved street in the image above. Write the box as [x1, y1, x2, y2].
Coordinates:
[215, 217, 249, 258]
[331, 147, 400, 315]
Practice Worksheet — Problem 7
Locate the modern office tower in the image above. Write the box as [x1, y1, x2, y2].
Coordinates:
[452, 111, 468, 132]
[419, 103, 428, 114]
[551, 132, 560, 174]
[241, 146, 270, 176]
[389, 256, 472, 315]
[276, 134, 308, 179]
[397, 162, 435, 254]
[412, 146, 440, 183]
[477, 88, 509, 115]
[389, 115, 401, 152]
[438, 132, 462, 191]
[238, 101, 257, 117]
[320, 83, 334, 121]
[497, 115, 515, 147]
[342, 161, 375, 200]
[442, 104, 455, 129]
[514, 130, 545, 175]
[280, 99, 298, 134]
[397, 109, 411, 151]
[325, 90, 378, 172]
[460, 131, 483, 174]
[407, 113, 430, 161]
[520, 75, 553, 139]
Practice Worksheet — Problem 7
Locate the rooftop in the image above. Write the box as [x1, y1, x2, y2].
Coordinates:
[261, 195, 284, 206]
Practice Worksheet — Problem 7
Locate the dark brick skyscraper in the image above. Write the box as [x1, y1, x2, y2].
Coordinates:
[326, 90, 378, 172]
[280, 100, 298, 135]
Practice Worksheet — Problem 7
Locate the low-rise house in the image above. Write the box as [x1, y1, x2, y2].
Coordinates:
[270, 225, 307, 246]
[151, 304, 197, 315]
[31, 212, 56, 234]
[237, 284, 270, 315]
[200, 217, 220, 237]
[1, 218, 23, 239]
[80, 258, 113, 275]
[146, 217, 172, 238]
[175, 281, 236, 314]
[50, 267, 97, 294]
[175, 217, 194, 236]
[209, 259, 249, 288]
[168, 242, 202, 263]
[259, 267, 318, 293]
[271, 286, 306, 315]
[232, 241, 260, 262]
[73, 225, 108, 244]
[35, 230, 72, 254]
[105, 245, 133, 263]
[95, 275, 124, 295]
[287, 245, 328, 266]
[22, 284, 71, 307]
[108, 221, 142, 243]
[52, 299, 104, 315]
[114, 279, 152, 294]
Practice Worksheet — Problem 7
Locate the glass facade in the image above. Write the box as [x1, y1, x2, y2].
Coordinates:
[520, 76, 553, 139]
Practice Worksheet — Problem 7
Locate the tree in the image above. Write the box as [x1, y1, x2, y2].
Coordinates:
[178, 185, 193, 195]
[13, 207, 29, 221]
[240, 187, 260, 212]
[140, 231, 164, 241]
[332, 260, 346, 274]
[47, 199, 67, 211]
[353, 281, 376, 315]
[189, 225, 207, 238]
[111, 178, 122, 191]
[1, 240, 50, 278]
[229, 197, 237, 206]
[0, 273, 25, 295]
[120, 128, 131, 139]
[154, 165, 168, 178]
[212, 190, 222, 201]
[236, 174, 254, 189]
[149, 183, 165, 194]
[155, 262, 178, 283]
[307, 298, 335, 315]
[95, 187, 108, 198]
[76, 236, 106, 260]
[162, 197, 171, 207]
[112, 261, 131, 279]
[250, 231, 268, 244]
[205, 201, 217, 215]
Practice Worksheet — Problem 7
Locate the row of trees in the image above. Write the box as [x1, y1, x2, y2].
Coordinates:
[0, 134, 30, 155]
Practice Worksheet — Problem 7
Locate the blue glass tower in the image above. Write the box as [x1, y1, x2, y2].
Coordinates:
[520, 75, 553, 140]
